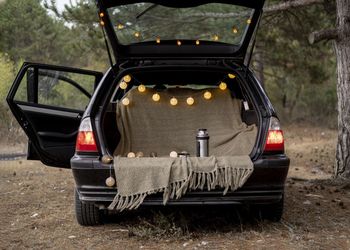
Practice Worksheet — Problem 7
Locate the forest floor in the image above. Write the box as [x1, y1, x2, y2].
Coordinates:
[0, 124, 350, 250]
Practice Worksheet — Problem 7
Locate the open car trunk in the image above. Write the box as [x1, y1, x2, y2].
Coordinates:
[115, 87, 257, 157]
[101, 67, 261, 210]
[102, 68, 259, 157]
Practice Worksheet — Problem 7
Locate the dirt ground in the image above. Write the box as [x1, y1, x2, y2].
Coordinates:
[1, 124, 350, 250]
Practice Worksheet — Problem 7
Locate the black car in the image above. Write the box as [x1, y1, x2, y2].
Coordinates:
[7, 0, 289, 226]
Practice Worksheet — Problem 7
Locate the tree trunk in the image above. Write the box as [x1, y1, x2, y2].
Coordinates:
[334, 0, 350, 178]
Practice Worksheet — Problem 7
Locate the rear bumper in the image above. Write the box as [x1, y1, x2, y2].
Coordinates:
[71, 155, 289, 206]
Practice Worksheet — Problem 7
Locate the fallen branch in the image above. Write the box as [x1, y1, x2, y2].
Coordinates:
[308, 28, 339, 44]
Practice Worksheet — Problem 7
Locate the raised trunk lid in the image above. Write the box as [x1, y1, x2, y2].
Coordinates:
[96, 0, 265, 63]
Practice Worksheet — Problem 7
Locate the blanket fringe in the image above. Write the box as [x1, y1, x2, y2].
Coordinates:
[109, 166, 253, 211]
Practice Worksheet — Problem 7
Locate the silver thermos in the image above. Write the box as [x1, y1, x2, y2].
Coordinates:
[196, 129, 209, 157]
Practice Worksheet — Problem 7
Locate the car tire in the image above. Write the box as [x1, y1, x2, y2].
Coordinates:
[252, 195, 284, 222]
[75, 189, 101, 226]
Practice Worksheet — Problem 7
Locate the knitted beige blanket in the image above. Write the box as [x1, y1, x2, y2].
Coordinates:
[108, 156, 253, 210]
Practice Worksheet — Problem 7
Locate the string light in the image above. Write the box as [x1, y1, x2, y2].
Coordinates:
[196, 40, 200, 45]
[232, 27, 238, 34]
[203, 91, 212, 100]
[247, 19, 252, 24]
[134, 32, 140, 38]
[127, 152, 136, 158]
[170, 151, 178, 158]
[100, 20, 105, 26]
[119, 81, 128, 90]
[105, 177, 115, 187]
[186, 97, 195, 106]
[219, 82, 227, 90]
[213, 35, 219, 41]
[156, 37, 161, 44]
[138, 84, 146, 93]
[99, 12, 105, 18]
[177, 40, 182, 46]
[228, 73, 236, 79]
[152, 93, 160, 102]
[122, 97, 130, 106]
[170, 97, 178, 106]
[117, 23, 124, 30]
[123, 75, 131, 83]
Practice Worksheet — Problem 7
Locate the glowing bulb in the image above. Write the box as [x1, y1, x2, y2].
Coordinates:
[219, 82, 227, 90]
[177, 40, 182, 46]
[203, 91, 212, 100]
[247, 19, 252, 24]
[152, 93, 160, 102]
[105, 176, 115, 187]
[117, 23, 124, 30]
[127, 152, 136, 158]
[170, 151, 178, 158]
[134, 32, 140, 38]
[228, 73, 236, 79]
[186, 97, 195, 106]
[119, 81, 128, 90]
[196, 40, 200, 45]
[213, 35, 219, 41]
[123, 75, 131, 83]
[99, 12, 105, 18]
[232, 28, 238, 34]
[138, 84, 146, 93]
[122, 97, 130, 106]
[156, 37, 161, 44]
[170, 97, 178, 106]
[100, 20, 105, 26]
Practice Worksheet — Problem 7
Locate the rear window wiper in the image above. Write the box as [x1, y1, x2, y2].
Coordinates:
[136, 4, 158, 19]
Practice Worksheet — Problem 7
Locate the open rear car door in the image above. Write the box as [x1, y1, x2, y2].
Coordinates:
[7, 63, 103, 168]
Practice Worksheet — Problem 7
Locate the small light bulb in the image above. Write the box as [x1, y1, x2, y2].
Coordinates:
[213, 35, 219, 41]
[228, 73, 236, 79]
[99, 12, 105, 18]
[138, 84, 146, 93]
[152, 93, 160, 102]
[196, 40, 200, 45]
[134, 31, 140, 38]
[232, 28, 238, 33]
[170, 97, 178, 106]
[186, 97, 195, 106]
[156, 37, 161, 44]
[170, 151, 178, 158]
[117, 23, 124, 30]
[119, 81, 128, 90]
[136, 152, 144, 158]
[219, 82, 227, 90]
[177, 40, 181, 46]
[203, 91, 212, 100]
[247, 19, 252, 24]
[123, 75, 131, 83]
[127, 152, 136, 158]
[122, 97, 130, 106]
[100, 20, 105, 26]
[105, 176, 115, 187]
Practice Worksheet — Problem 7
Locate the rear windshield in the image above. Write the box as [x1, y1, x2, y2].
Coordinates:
[107, 3, 254, 45]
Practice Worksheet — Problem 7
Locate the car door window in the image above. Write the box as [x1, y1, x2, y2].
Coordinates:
[14, 67, 96, 111]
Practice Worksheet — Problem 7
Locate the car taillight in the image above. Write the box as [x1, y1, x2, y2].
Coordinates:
[76, 118, 98, 152]
[264, 117, 284, 153]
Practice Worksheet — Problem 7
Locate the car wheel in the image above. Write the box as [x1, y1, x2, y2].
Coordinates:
[74, 189, 101, 226]
[252, 195, 284, 222]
